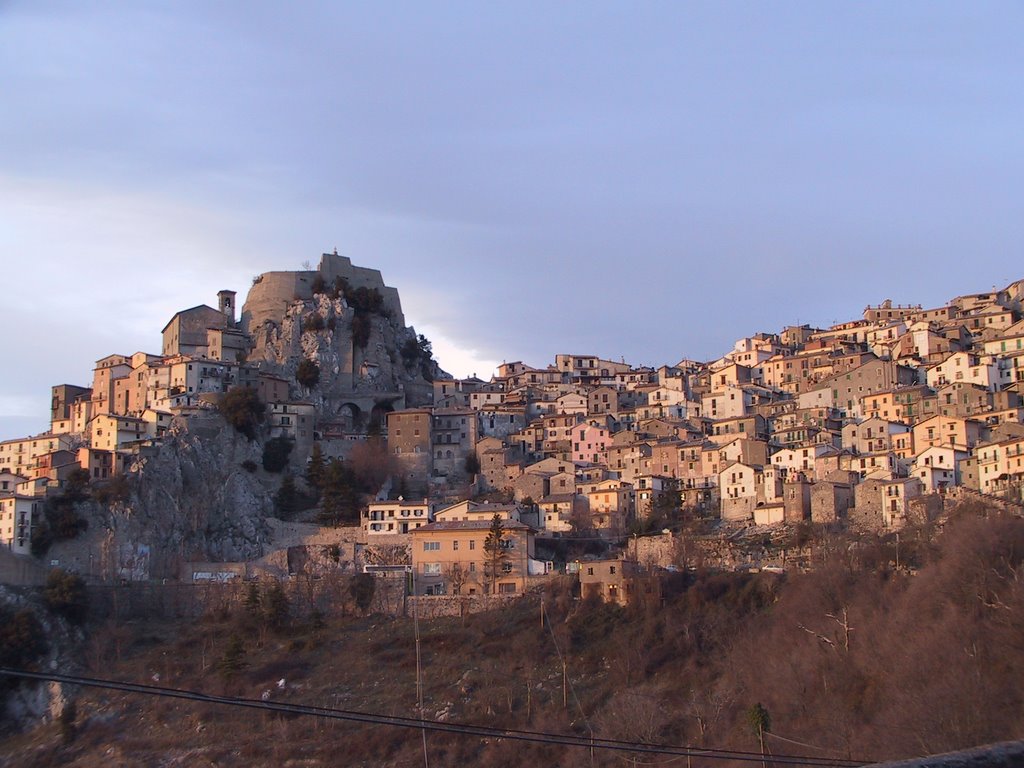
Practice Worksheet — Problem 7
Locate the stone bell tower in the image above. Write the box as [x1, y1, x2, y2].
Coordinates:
[218, 289, 236, 325]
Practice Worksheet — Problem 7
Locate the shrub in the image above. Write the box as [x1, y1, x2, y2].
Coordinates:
[351, 313, 371, 349]
[92, 475, 130, 506]
[219, 387, 266, 440]
[46, 503, 88, 540]
[44, 569, 88, 625]
[262, 436, 294, 473]
[30, 522, 53, 558]
[33, 470, 91, 557]
[310, 274, 326, 294]
[350, 573, 376, 613]
[274, 474, 314, 517]
[330, 276, 349, 300]
[296, 359, 320, 389]
[0, 606, 47, 669]
[303, 314, 325, 332]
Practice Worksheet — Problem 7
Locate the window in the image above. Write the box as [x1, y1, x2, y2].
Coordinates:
[423, 563, 441, 575]
[423, 541, 440, 551]
[469, 540, 475, 550]
[452, 540, 459, 550]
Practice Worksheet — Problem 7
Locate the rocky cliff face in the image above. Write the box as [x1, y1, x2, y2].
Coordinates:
[0, 585, 82, 732]
[123, 416, 273, 563]
[51, 416, 274, 577]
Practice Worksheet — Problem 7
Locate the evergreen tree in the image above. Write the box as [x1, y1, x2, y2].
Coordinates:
[483, 514, 510, 595]
[274, 474, 301, 516]
[305, 443, 326, 494]
[243, 582, 261, 617]
[747, 702, 771, 768]
[218, 634, 248, 680]
[262, 581, 289, 630]
[318, 459, 363, 526]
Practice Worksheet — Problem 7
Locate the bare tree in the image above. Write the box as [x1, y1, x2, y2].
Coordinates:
[445, 562, 468, 596]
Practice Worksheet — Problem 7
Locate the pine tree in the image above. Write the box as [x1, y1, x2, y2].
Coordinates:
[747, 702, 771, 768]
[305, 443, 325, 495]
[262, 581, 289, 630]
[243, 582, 261, 617]
[318, 459, 362, 526]
[483, 514, 510, 595]
[274, 474, 300, 516]
[218, 634, 248, 680]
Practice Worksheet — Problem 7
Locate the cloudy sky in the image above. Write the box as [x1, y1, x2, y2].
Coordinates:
[2, 2, 1022, 441]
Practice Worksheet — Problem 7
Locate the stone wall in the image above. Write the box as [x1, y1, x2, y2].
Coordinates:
[0, 548, 48, 586]
[945, 485, 1024, 516]
[405, 593, 526, 619]
[851, 479, 886, 531]
[721, 496, 755, 522]
[633, 532, 677, 568]
[241, 271, 312, 337]
[907, 493, 944, 526]
[317, 253, 405, 326]
[811, 481, 853, 523]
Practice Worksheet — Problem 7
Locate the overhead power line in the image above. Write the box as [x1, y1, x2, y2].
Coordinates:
[0, 667, 865, 767]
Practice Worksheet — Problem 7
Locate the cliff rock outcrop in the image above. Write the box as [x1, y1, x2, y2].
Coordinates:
[51, 415, 273, 578]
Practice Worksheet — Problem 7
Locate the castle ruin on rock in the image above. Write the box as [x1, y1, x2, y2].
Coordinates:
[242, 252, 437, 437]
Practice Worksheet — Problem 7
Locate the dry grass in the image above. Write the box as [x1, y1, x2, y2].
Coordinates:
[7, 513, 1024, 766]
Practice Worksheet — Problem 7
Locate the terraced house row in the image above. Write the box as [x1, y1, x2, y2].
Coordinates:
[385, 278, 1024, 542]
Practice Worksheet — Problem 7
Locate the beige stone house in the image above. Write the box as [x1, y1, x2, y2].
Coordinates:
[161, 299, 233, 358]
[0, 494, 40, 556]
[584, 480, 635, 534]
[538, 493, 583, 533]
[912, 446, 966, 492]
[912, 415, 984, 453]
[410, 518, 536, 595]
[363, 498, 432, 536]
[578, 557, 656, 606]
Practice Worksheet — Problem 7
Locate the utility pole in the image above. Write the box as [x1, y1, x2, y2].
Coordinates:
[562, 659, 568, 709]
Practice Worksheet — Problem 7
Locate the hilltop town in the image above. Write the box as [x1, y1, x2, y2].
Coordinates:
[2, 257, 1024, 602]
